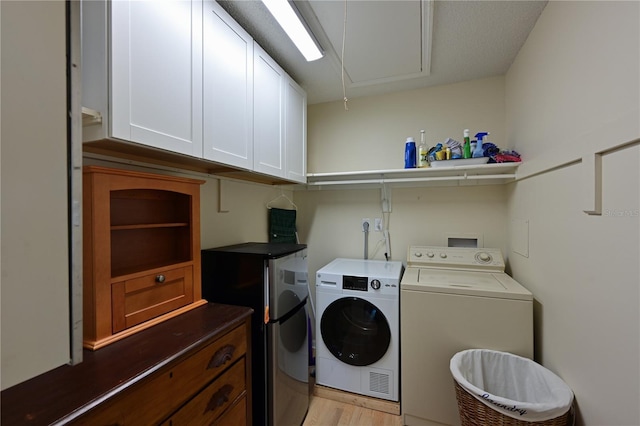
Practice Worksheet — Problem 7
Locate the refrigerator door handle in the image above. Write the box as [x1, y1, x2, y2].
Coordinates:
[268, 297, 308, 324]
[264, 263, 270, 324]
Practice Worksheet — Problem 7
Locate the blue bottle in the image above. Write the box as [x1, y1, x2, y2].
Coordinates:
[404, 137, 416, 168]
[473, 132, 489, 158]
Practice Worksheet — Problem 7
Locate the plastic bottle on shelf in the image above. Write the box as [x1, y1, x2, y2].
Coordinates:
[463, 129, 472, 159]
[417, 130, 429, 168]
[404, 137, 417, 168]
[473, 132, 489, 158]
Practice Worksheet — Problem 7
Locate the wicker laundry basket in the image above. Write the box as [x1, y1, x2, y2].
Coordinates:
[450, 349, 574, 426]
[453, 381, 572, 426]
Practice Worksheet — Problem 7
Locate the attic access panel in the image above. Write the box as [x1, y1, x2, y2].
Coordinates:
[309, 0, 432, 87]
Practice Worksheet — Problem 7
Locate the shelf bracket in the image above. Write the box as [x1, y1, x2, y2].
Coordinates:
[218, 180, 230, 213]
[82, 106, 102, 127]
[582, 153, 602, 215]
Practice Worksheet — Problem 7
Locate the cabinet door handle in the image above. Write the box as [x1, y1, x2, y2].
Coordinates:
[207, 344, 236, 369]
[205, 384, 233, 413]
[155, 274, 166, 283]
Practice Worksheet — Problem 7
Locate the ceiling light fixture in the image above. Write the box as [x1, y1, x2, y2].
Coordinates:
[261, 0, 324, 62]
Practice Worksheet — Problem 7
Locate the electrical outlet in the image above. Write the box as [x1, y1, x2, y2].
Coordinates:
[374, 218, 383, 231]
[362, 218, 370, 231]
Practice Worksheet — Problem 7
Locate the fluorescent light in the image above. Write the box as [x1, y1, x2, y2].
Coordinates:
[261, 0, 323, 62]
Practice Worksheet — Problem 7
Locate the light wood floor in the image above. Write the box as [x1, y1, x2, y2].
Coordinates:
[303, 395, 403, 426]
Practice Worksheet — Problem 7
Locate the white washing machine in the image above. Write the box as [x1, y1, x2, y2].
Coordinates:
[401, 246, 533, 426]
[316, 258, 404, 401]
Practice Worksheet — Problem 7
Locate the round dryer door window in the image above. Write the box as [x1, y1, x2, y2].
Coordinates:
[320, 297, 391, 366]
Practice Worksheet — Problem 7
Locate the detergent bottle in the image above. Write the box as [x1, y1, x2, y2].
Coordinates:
[473, 132, 489, 158]
[404, 137, 417, 168]
[463, 129, 472, 159]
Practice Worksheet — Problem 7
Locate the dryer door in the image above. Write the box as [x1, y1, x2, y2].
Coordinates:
[320, 297, 391, 366]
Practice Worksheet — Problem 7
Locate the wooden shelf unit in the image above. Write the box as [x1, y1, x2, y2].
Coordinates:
[83, 166, 207, 350]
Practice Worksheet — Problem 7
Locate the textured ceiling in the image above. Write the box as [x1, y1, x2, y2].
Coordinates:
[217, 0, 548, 105]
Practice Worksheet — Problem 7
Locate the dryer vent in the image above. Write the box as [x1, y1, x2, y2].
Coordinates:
[369, 371, 390, 395]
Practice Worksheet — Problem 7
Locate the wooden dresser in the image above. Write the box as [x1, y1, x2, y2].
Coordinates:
[1, 303, 253, 426]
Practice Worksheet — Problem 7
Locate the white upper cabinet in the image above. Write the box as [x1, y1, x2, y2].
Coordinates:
[82, 0, 307, 184]
[83, 0, 204, 157]
[253, 43, 286, 178]
[202, 0, 254, 169]
[285, 77, 307, 183]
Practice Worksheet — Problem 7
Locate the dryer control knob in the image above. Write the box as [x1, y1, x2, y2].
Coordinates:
[371, 279, 381, 290]
[440, 253, 447, 259]
[476, 252, 492, 263]
[427, 252, 435, 258]
[414, 252, 422, 258]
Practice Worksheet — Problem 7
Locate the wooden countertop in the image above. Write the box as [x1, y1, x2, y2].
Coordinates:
[1, 303, 253, 425]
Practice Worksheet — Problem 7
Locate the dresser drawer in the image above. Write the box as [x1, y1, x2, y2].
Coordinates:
[213, 395, 247, 426]
[112, 265, 194, 332]
[161, 360, 246, 426]
[75, 322, 247, 425]
[171, 322, 247, 389]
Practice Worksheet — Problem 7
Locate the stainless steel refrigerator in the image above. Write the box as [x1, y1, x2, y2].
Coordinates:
[201, 243, 309, 426]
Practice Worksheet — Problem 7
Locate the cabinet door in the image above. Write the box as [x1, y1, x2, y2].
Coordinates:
[253, 43, 286, 178]
[285, 77, 307, 183]
[202, 0, 254, 169]
[110, 0, 203, 157]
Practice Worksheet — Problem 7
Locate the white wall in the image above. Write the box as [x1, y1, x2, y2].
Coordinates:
[200, 178, 296, 249]
[302, 77, 510, 331]
[1, 0, 70, 390]
[505, 1, 639, 425]
[308, 76, 506, 173]
[296, 185, 508, 318]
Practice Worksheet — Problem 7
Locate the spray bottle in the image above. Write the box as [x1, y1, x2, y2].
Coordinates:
[473, 132, 489, 158]
[463, 129, 471, 159]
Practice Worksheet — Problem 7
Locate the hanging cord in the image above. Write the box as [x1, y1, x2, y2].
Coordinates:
[341, 0, 349, 111]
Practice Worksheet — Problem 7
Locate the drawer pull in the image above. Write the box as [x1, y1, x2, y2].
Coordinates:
[207, 344, 236, 369]
[205, 384, 233, 413]
[155, 274, 166, 283]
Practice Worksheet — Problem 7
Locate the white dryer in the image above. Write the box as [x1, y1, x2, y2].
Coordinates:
[401, 246, 533, 426]
[315, 258, 404, 402]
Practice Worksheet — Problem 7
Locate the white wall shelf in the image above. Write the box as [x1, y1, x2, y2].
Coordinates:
[305, 162, 520, 189]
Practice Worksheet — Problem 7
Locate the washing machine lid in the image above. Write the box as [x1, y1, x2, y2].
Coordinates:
[401, 268, 532, 301]
[317, 258, 404, 281]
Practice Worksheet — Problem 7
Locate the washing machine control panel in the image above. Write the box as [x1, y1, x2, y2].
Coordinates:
[343, 275, 369, 291]
[407, 246, 505, 272]
[341, 275, 397, 293]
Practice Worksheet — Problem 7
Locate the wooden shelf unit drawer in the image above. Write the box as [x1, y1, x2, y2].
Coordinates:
[112, 265, 194, 332]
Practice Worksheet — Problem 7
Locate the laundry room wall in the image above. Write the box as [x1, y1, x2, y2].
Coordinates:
[504, 1, 639, 425]
[299, 76, 510, 334]
[307, 76, 506, 173]
[294, 185, 508, 325]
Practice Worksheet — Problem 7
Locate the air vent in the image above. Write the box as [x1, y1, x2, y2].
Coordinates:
[369, 371, 390, 394]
